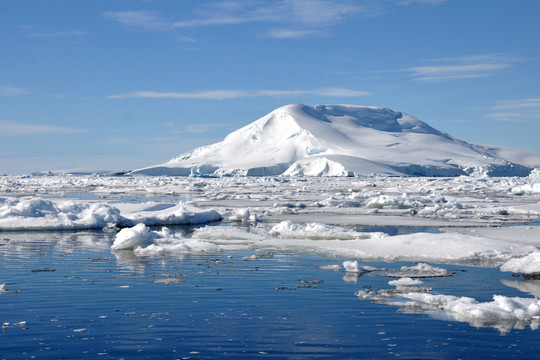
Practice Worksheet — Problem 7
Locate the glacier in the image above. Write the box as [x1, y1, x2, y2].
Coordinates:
[130, 104, 540, 177]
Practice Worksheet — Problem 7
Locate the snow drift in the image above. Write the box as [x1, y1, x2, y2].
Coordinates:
[131, 104, 540, 177]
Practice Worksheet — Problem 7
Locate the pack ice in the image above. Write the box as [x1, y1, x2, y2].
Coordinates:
[131, 104, 540, 177]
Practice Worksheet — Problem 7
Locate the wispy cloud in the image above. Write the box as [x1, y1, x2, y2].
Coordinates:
[104, 1, 371, 39]
[266, 28, 324, 39]
[185, 123, 233, 134]
[104, 0, 448, 39]
[108, 87, 370, 100]
[20, 25, 90, 39]
[486, 98, 540, 122]
[173, 0, 365, 38]
[406, 54, 519, 82]
[103, 11, 169, 30]
[0, 121, 88, 137]
[0, 86, 27, 97]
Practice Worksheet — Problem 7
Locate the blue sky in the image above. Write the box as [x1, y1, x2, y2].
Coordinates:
[1, 0, 540, 174]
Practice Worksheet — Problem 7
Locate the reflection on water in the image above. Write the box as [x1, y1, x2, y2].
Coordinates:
[1, 231, 540, 359]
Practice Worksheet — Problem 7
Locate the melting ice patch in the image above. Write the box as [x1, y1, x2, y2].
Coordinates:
[382, 263, 453, 278]
[269, 221, 386, 240]
[356, 274, 540, 333]
[400, 293, 540, 333]
[264, 222, 535, 264]
[0, 197, 221, 230]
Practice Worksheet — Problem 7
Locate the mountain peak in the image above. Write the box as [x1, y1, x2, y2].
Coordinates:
[131, 104, 540, 177]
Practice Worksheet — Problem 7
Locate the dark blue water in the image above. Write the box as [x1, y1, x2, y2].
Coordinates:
[1, 231, 539, 359]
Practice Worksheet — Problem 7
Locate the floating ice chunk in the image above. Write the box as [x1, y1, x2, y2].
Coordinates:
[111, 223, 219, 255]
[119, 202, 222, 226]
[365, 193, 422, 209]
[388, 277, 423, 286]
[384, 263, 452, 278]
[0, 198, 127, 230]
[111, 224, 156, 251]
[343, 260, 377, 273]
[318, 264, 341, 271]
[501, 251, 540, 275]
[228, 208, 258, 223]
[356, 280, 540, 333]
[0, 198, 221, 231]
[402, 292, 540, 332]
[269, 221, 385, 240]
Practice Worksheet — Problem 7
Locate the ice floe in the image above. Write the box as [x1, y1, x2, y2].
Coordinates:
[111, 224, 219, 256]
[342, 260, 377, 273]
[356, 278, 540, 333]
[264, 224, 535, 264]
[400, 293, 540, 333]
[0, 198, 221, 230]
[382, 263, 453, 278]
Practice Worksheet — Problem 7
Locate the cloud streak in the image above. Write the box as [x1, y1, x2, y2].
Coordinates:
[20, 25, 90, 39]
[104, 0, 448, 39]
[103, 11, 169, 30]
[173, 0, 364, 28]
[406, 54, 518, 82]
[0, 86, 27, 97]
[487, 98, 540, 122]
[108, 88, 370, 100]
[0, 121, 88, 137]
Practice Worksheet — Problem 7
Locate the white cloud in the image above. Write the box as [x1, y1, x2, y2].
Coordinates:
[104, 0, 447, 39]
[0, 121, 88, 137]
[486, 98, 540, 122]
[406, 54, 517, 82]
[173, 0, 363, 28]
[108, 87, 370, 100]
[0, 86, 27, 97]
[20, 25, 90, 39]
[103, 11, 169, 30]
[266, 28, 324, 39]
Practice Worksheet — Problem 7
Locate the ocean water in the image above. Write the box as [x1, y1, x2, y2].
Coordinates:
[1, 229, 540, 359]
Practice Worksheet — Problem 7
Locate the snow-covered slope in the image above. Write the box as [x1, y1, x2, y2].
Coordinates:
[131, 104, 540, 177]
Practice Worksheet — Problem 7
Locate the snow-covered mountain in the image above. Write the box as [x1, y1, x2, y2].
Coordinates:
[131, 104, 540, 177]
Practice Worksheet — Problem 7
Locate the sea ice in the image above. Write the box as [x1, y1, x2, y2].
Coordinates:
[111, 223, 219, 256]
[501, 251, 540, 275]
[342, 260, 377, 273]
[0, 198, 221, 230]
[388, 277, 423, 286]
[383, 263, 453, 278]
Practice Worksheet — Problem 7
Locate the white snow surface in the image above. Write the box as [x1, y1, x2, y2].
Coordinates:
[131, 104, 540, 177]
